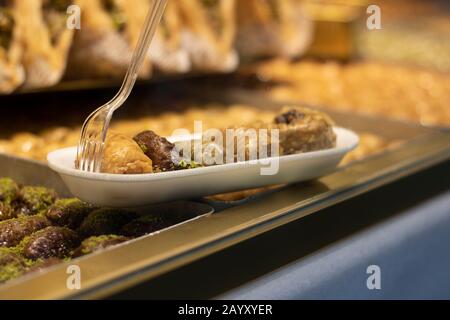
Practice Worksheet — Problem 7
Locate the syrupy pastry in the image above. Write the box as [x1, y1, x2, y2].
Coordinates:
[236, 0, 313, 58]
[77, 208, 137, 238]
[100, 132, 153, 174]
[0, 215, 51, 247]
[149, 0, 190, 74]
[16, 186, 58, 216]
[16, 0, 75, 88]
[20, 226, 80, 260]
[66, 0, 151, 79]
[133, 130, 176, 172]
[177, 0, 238, 72]
[0, 176, 214, 284]
[45, 198, 95, 229]
[0, 0, 24, 93]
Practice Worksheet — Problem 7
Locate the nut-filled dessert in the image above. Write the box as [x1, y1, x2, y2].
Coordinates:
[98, 106, 337, 174]
[0, 177, 201, 284]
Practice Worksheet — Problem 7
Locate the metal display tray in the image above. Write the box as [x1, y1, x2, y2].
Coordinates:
[0, 93, 449, 299]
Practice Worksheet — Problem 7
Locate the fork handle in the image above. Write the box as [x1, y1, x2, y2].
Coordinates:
[109, 0, 168, 111]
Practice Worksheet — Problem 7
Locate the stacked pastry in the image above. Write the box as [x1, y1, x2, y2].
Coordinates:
[66, 0, 152, 79]
[149, 0, 190, 73]
[1, 0, 74, 92]
[0, 0, 313, 93]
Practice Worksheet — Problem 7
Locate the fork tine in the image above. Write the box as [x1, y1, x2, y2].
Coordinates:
[80, 141, 86, 172]
[76, 127, 89, 170]
[78, 140, 85, 171]
[88, 141, 97, 173]
[81, 140, 91, 172]
[89, 141, 96, 172]
[93, 142, 104, 173]
[89, 142, 96, 173]
[90, 141, 99, 172]
[78, 130, 104, 172]
[86, 141, 93, 172]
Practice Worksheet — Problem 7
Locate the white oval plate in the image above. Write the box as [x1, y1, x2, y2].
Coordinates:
[47, 127, 359, 207]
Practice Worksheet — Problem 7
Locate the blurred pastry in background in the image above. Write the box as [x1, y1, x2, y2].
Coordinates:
[0, 0, 25, 93]
[177, 0, 238, 72]
[341, 133, 401, 166]
[236, 0, 313, 58]
[149, 0, 190, 74]
[256, 59, 450, 127]
[16, 0, 74, 88]
[66, 0, 151, 79]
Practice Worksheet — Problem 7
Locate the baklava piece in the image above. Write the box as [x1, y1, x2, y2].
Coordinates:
[273, 107, 337, 155]
[16, 186, 58, 216]
[101, 133, 153, 174]
[45, 198, 95, 229]
[0, 215, 51, 247]
[120, 215, 169, 238]
[20, 226, 80, 260]
[133, 130, 176, 172]
[198, 106, 336, 165]
[77, 208, 137, 238]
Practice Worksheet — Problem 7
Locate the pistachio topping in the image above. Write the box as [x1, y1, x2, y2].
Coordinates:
[0, 177, 20, 204]
[18, 186, 57, 216]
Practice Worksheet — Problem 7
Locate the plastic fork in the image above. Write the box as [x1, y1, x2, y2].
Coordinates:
[76, 0, 167, 172]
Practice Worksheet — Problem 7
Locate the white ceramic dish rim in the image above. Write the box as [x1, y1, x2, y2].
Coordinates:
[47, 127, 359, 182]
